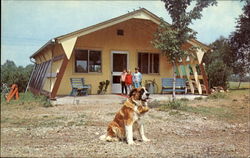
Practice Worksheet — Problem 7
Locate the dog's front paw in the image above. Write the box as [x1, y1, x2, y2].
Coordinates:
[142, 137, 151, 142]
[127, 140, 135, 145]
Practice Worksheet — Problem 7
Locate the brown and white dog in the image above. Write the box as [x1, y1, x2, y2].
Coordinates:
[100, 87, 150, 145]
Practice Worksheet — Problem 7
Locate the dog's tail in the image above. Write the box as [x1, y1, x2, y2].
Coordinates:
[99, 134, 107, 141]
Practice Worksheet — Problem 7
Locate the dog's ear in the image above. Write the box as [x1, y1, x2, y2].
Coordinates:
[129, 88, 137, 97]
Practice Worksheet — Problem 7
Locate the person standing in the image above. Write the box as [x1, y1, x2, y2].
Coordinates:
[133, 67, 142, 88]
[120, 69, 127, 95]
[125, 70, 133, 94]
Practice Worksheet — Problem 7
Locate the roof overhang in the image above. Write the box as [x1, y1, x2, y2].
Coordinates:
[30, 39, 55, 59]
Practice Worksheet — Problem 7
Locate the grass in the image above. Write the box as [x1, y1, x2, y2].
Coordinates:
[1, 112, 88, 128]
[1, 83, 248, 129]
[194, 97, 203, 100]
[229, 81, 250, 89]
[1, 91, 90, 129]
[156, 100, 235, 120]
[179, 98, 190, 102]
[1, 92, 52, 108]
[149, 100, 162, 108]
[207, 92, 227, 99]
[1, 115, 66, 128]
[180, 105, 234, 119]
[147, 88, 249, 122]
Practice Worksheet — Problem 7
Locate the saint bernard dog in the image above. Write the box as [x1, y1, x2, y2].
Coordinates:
[100, 87, 150, 145]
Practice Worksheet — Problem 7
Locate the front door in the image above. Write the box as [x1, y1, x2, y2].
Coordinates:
[111, 51, 128, 93]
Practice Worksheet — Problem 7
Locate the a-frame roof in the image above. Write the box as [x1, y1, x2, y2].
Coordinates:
[30, 8, 210, 59]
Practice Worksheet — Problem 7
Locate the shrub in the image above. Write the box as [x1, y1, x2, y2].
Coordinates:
[206, 60, 231, 89]
[203, 37, 233, 90]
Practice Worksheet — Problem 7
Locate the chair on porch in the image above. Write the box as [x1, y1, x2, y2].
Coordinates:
[70, 78, 90, 96]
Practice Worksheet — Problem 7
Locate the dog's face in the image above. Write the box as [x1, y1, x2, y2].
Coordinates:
[129, 87, 150, 101]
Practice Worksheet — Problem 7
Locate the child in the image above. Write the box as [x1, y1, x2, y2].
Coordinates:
[125, 70, 133, 94]
[133, 67, 142, 88]
[120, 69, 127, 95]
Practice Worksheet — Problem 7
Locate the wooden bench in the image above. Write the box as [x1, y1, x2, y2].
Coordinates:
[161, 78, 187, 94]
[70, 78, 90, 96]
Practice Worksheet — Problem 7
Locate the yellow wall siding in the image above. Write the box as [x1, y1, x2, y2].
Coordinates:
[43, 77, 56, 92]
[56, 19, 174, 95]
[53, 44, 64, 57]
[42, 44, 64, 93]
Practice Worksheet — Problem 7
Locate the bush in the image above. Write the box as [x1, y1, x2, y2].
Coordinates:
[206, 60, 231, 89]
[203, 37, 233, 89]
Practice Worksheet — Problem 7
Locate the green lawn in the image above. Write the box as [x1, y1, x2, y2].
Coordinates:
[151, 88, 249, 123]
[229, 81, 250, 89]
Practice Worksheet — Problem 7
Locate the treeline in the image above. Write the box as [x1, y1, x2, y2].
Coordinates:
[203, 1, 250, 89]
[1, 60, 34, 92]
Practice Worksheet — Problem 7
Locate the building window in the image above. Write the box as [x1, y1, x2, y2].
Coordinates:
[75, 49, 101, 73]
[138, 52, 159, 74]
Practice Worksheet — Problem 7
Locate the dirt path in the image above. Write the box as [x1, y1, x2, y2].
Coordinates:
[1, 99, 249, 157]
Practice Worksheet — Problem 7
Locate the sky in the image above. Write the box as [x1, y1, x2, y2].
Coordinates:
[1, 1, 244, 66]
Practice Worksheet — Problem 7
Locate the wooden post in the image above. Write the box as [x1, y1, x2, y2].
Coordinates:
[50, 55, 69, 99]
[191, 64, 202, 94]
[199, 63, 210, 94]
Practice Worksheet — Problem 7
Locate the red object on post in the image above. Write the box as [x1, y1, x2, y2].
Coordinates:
[6, 84, 19, 102]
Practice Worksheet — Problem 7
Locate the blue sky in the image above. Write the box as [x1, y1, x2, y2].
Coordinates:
[1, 1, 243, 66]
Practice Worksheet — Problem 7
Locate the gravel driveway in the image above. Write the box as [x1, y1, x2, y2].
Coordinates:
[1, 98, 249, 157]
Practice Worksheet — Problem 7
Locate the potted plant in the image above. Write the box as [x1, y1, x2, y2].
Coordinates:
[144, 79, 158, 94]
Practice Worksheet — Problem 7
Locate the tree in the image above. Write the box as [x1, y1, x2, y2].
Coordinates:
[203, 36, 233, 89]
[229, 0, 250, 88]
[1, 60, 34, 92]
[153, 0, 217, 100]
